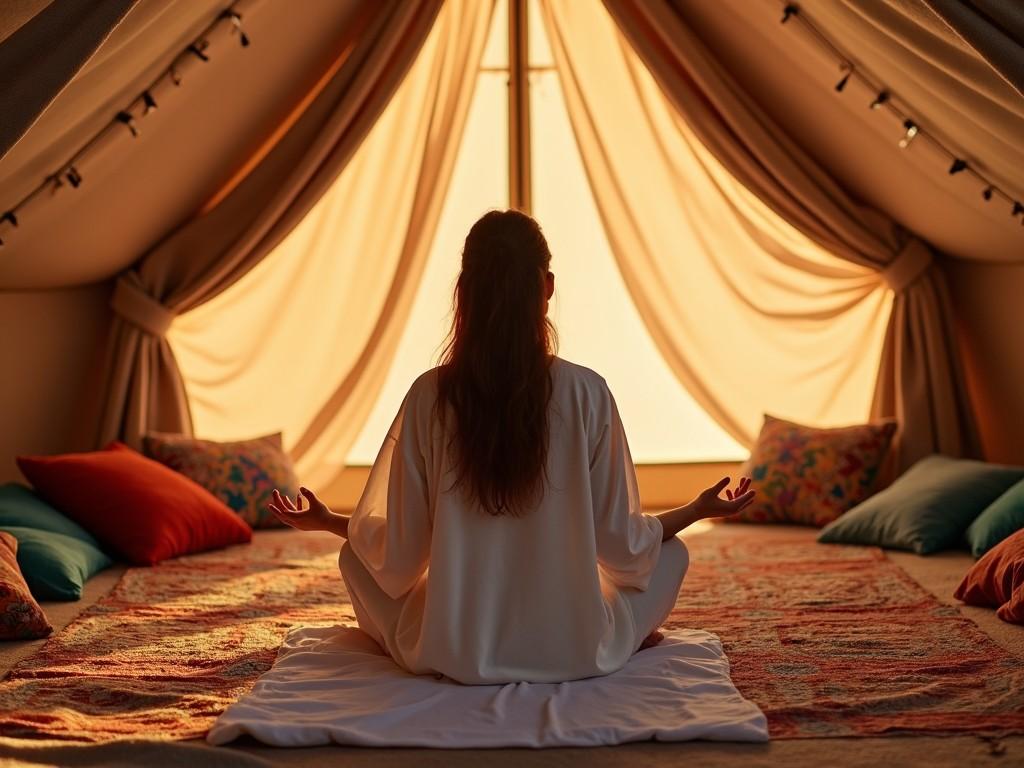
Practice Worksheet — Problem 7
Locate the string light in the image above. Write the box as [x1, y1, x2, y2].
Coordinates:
[0, 5, 250, 249]
[188, 41, 211, 63]
[780, 2, 1020, 227]
[116, 111, 139, 138]
[834, 63, 852, 92]
[897, 119, 918, 149]
[221, 10, 250, 47]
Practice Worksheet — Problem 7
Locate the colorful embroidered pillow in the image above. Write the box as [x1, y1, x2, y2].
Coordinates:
[0, 532, 52, 639]
[955, 527, 1024, 624]
[17, 442, 252, 566]
[142, 432, 298, 529]
[729, 414, 897, 527]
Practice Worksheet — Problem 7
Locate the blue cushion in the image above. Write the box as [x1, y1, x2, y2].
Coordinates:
[966, 479, 1024, 558]
[0, 483, 102, 545]
[818, 455, 1024, 555]
[0, 525, 112, 601]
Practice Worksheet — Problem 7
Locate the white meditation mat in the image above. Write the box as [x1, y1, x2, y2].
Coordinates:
[207, 625, 768, 748]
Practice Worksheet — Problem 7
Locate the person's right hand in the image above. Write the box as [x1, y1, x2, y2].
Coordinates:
[268, 487, 334, 532]
[692, 476, 756, 519]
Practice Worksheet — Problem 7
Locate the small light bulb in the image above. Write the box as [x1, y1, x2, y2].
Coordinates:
[898, 120, 918, 149]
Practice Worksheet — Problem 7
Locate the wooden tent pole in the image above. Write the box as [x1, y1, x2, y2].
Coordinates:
[508, 0, 531, 214]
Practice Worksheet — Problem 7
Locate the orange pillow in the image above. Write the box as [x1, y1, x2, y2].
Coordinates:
[17, 442, 252, 566]
[955, 528, 1024, 625]
[0, 532, 52, 639]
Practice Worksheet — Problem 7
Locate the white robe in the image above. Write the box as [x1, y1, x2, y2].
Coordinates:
[346, 356, 669, 684]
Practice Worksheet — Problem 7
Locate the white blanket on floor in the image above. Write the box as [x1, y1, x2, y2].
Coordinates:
[207, 626, 768, 748]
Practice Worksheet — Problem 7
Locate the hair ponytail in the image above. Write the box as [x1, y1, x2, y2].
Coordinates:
[436, 210, 557, 516]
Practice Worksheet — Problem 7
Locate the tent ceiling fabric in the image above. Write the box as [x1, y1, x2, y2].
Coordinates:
[671, 0, 1023, 264]
[0, 0, 366, 290]
[0, 0, 54, 44]
[0, 0, 227, 214]
[922, 0, 1024, 96]
[0, 0, 139, 159]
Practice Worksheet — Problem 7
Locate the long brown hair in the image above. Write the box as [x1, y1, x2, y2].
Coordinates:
[436, 210, 558, 516]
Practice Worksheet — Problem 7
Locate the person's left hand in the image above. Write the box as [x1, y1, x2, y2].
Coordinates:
[693, 476, 755, 519]
[268, 487, 334, 532]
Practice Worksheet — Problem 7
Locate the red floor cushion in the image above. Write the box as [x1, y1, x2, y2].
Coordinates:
[17, 443, 252, 566]
[0, 531, 52, 639]
[955, 527, 1024, 625]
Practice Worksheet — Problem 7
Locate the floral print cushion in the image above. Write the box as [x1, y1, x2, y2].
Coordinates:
[730, 415, 897, 527]
[0, 531, 52, 639]
[143, 432, 299, 530]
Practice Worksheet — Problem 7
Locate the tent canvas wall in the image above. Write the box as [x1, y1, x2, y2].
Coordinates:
[0, 0, 1022, 507]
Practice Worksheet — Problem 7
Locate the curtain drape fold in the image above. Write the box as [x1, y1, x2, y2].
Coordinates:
[82, 0, 445, 451]
[541, 0, 980, 473]
[921, 0, 1024, 96]
[167, 0, 495, 489]
[0, 0, 140, 160]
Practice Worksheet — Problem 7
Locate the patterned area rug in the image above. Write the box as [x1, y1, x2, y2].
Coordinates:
[668, 534, 1024, 738]
[0, 530, 1021, 742]
[0, 534, 348, 742]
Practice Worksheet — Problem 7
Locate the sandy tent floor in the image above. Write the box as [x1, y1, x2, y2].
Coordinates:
[0, 523, 1020, 767]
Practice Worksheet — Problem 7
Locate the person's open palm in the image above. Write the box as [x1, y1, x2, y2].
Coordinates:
[695, 476, 755, 519]
[268, 487, 333, 532]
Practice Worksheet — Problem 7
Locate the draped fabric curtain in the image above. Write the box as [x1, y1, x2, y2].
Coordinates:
[921, 0, 1024, 96]
[168, 0, 494, 488]
[81, 0, 447, 452]
[0, 0, 139, 159]
[540, 0, 980, 474]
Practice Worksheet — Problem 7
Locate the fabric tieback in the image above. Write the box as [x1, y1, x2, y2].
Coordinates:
[881, 239, 934, 294]
[111, 275, 175, 337]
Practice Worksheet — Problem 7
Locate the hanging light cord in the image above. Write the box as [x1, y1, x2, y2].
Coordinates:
[779, 3, 1021, 224]
[0, 5, 251, 247]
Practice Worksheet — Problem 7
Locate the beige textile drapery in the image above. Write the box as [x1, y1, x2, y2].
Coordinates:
[0, 0, 139, 159]
[541, 0, 980, 473]
[168, 0, 494, 488]
[539, 0, 891, 447]
[82, 0, 444, 451]
[922, 0, 1024, 96]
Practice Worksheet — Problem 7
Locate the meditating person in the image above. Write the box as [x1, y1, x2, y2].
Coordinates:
[268, 209, 756, 685]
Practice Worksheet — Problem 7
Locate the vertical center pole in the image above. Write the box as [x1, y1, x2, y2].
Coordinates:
[508, 0, 532, 214]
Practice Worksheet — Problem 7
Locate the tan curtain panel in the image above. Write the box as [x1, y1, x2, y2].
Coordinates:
[541, 0, 980, 472]
[168, 0, 494, 488]
[538, 0, 890, 446]
[922, 0, 1024, 96]
[81, 0, 445, 451]
[0, 0, 139, 159]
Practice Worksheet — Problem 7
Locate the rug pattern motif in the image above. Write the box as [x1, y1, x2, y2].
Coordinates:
[0, 533, 1022, 741]
[666, 536, 1024, 738]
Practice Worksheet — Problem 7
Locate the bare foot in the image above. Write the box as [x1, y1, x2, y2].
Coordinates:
[638, 629, 664, 651]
